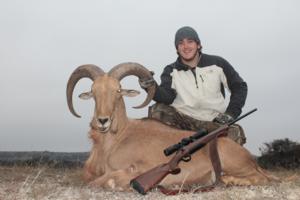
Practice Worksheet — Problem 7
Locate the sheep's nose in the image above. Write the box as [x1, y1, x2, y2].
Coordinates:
[98, 118, 109, 125]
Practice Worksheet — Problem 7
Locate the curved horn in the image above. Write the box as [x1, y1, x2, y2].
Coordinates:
[66, 64, 105, 117]
[108, 62, 156, 109]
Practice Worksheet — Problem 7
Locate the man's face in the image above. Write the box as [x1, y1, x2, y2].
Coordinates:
[177, 38, 200, 62]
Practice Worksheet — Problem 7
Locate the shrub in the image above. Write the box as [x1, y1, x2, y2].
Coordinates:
[257, 138, 300, 169]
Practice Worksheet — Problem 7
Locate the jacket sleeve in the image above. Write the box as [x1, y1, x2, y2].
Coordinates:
[218, 57, 248, 119]
[153, 65, 177, 104]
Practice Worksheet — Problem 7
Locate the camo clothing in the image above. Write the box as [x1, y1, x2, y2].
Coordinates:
[148, 103, 246, 146]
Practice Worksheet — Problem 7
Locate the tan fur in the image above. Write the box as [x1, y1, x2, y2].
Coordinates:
[80, 75, 277, 191]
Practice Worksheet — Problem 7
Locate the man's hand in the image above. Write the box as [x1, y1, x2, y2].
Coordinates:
[139, 77, 156, 89]
[213, 113, 233, 124]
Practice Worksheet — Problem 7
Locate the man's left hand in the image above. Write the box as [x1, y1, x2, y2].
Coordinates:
[213, 113, 233, 124]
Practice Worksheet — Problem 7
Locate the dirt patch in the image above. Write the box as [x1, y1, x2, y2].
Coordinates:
[0, 166, 299, 200]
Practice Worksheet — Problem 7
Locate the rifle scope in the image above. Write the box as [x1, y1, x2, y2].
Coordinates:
[163, 128, 208, 156]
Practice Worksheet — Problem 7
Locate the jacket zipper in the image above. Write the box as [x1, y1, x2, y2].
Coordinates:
[191, 68, 199, 88]
[198, 71, 205, 96]
[199, 74, 204, 82]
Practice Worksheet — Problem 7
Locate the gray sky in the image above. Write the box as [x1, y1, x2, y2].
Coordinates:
[0, 0, 299, 155]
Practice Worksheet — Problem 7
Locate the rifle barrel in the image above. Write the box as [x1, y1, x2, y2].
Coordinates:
[229, 108, 257, 126]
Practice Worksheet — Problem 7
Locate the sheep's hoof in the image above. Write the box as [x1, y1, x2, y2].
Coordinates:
[107, 178, 116, 189]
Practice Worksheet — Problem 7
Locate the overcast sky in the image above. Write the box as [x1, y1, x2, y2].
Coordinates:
[0, 0, 299, 155]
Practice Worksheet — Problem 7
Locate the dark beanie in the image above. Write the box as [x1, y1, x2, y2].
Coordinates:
[174, 26, 200, 48]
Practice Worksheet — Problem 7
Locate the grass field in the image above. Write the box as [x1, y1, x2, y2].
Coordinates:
[0, 166, 300, 200]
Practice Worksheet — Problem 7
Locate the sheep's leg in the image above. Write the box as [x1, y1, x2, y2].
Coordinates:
[89, 165, 139, 191]
[83, 168, 95, 182]
[218, 138, 279, 186]
[83, 162, 104, 182]
[221, 166, 279, 186]
[83, 145, 105, 182]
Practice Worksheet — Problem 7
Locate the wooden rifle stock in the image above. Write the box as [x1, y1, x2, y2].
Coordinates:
[130, 108, 257, 195]
[130, 163, 179, 195]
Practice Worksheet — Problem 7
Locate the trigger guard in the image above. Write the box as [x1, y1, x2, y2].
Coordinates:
[170, 168, 181, 175]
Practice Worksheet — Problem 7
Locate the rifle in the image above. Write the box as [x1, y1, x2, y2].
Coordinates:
[130, 108, 257, 195]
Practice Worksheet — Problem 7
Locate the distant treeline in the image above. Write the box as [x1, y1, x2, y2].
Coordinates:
[0, 151, 88, 168]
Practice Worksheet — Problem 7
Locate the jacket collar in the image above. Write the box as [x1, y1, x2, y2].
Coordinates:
[174, 52, 203, 71]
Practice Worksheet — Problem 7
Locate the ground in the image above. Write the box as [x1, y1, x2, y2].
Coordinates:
[0, 166, 300, 200]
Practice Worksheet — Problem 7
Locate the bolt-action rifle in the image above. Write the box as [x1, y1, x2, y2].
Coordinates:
[130, 108, 257, 195]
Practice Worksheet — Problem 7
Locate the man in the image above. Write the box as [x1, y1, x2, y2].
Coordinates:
[140, 26, 248, 145]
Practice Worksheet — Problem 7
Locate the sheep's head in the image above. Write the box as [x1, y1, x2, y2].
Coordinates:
[66, 63, 156, 133]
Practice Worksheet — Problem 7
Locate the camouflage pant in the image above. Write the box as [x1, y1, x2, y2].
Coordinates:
[148, 103, 246, 146]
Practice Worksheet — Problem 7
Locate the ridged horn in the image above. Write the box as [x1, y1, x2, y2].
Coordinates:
[108, 62, 156, 109]
[66, 64, 105, 117]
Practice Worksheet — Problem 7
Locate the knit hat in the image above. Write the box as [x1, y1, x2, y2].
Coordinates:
[174, 26, 200, 48]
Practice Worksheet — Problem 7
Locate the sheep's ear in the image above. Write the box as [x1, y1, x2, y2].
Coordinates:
[79, 91, 93, 100]
[121, 89, 140, 97]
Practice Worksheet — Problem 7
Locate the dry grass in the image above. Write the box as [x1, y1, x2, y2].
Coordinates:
[0, 165, 300, 200]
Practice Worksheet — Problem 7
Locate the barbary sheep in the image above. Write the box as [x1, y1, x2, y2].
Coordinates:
[66, 62, 276, 191]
